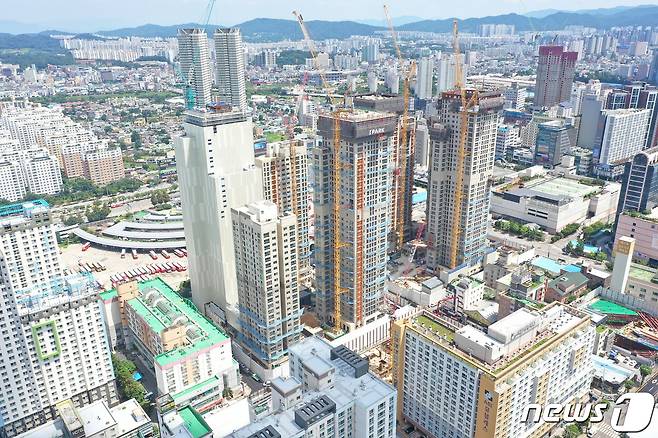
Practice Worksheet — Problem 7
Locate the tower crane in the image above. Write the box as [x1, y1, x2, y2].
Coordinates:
[448, 19, 479, 269]
[293, 11, 349, 334]
[383, 4, 416, 251]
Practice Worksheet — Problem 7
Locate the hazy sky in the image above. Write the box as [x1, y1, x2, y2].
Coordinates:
[2, 0, 656, 31]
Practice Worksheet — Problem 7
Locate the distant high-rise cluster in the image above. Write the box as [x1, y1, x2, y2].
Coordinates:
[0, 102, 124, 200]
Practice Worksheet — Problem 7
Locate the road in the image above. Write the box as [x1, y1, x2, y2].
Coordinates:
[639, 374, 658, 398]
[50, 181, 174, 218]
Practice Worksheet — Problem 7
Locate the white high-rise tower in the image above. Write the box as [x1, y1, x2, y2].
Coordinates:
[415, 57, 434, 100]
[214, 28, 247, 112]
[177, 28, 213, 110]
[175, 109, 262, 326]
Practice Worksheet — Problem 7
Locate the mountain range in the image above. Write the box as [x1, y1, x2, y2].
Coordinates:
[2, 5, 658, 44]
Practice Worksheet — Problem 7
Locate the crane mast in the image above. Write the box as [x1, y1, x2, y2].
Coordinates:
[383, 4, 415, 251]
[293, 11, 348, 334]
[448, 19, 479, 269]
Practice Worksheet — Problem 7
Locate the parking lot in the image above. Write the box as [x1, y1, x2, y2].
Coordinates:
[60, 243, 189, 290]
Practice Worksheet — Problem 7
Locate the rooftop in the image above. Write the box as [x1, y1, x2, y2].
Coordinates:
[0, 199, 49, 219]
[116, 278, 229, 367]
[230, 337, 395, 437]
[408, 304, 588, 376]
[526, 176, 599, 199]
[629, 264, 658, 283]
[178, 406, 212, 438]
[589, 299, 638, 316]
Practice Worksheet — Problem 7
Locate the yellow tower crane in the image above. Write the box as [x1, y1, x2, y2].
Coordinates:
[448, 19, 479, 269]
[383, 4, 416, 251]
[293, 11, 349, 334]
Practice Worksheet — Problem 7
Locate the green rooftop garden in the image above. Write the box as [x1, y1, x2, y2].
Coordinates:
[416, 315, 455, 341]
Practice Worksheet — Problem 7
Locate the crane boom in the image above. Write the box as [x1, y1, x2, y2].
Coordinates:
[294, 10, 347, 333]
[203, 0, 217, 26]
[383, 4, 414, 250]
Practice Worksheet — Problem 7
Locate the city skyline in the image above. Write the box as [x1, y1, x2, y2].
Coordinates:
[1, 0, 655, 33]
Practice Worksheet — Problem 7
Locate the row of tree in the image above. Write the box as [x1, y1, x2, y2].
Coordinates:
[494, 219, 545, 241]
[111, 354, 149, 409]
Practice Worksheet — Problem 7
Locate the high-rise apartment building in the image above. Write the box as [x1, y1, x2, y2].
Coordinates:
[229, 337, 396, 438]
[0, 201, 117, 437]
[314, 111, 396, 330]
[0, 159, 25, 201]
[593, 108, 651, 179]
[534, 46, 577, 108]
[617, 147, 658, 217]
[602, 83, 658, 148]
[436, 54, 466, 93]
[415, 119, 430, 167]
[255, 141, 311, 284]
[392, 305, 594, 438]
[415, 57, 434, 100]
[175, 108, 262, 325]
[426, 90, 503, 270]
[363, 44, 379, 63]
[232, 201, 301, 376]
[21, 151, 62, 195]
[214, 28, 247, 112]
[177, 29, 213, 110]
[0, 149, 63, 201]
[81, 146, 125, 186]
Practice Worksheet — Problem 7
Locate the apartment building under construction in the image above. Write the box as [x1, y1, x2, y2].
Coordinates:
[426, 89, 503, 271]
[313, 110, 397, 331]
[256, 141, 311, 285]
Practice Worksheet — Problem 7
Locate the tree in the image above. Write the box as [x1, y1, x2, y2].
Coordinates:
[131, 130, 142, 149]
[562, 423, 581, 438]
[179, 280, 192, 299]
[63, 215, 83, 226]
[222, 387, 233, 399]
[150, 190, 170, 205]
[86, 203, 111, 222]
[640, 364, 652, 383]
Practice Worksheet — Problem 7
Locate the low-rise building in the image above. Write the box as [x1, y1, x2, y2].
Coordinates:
[100, 278, 240, 414]
[17, 399, 154, 438]
[544, 271, 589, 303]
[626, 264, 658, 303]
[228, 337, 397, 438]
[491, 175, 619, 233]
[452, 277, 484, 314]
